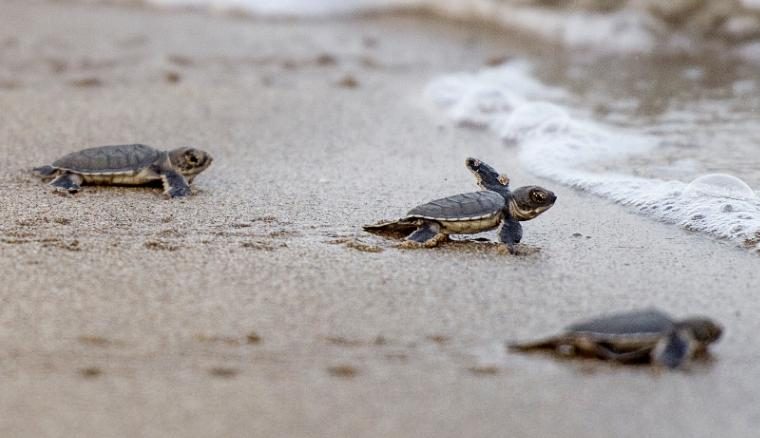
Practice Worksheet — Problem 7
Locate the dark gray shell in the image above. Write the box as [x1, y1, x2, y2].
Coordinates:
[52, 144, 162, 174]
[567, 309, 674, 340]
[405, 191, 506, 221]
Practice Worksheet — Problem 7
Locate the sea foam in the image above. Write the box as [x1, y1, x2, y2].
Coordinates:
[426, 62, 760, 251]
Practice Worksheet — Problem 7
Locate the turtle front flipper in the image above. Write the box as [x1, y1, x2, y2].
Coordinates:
[160, 169, 192, 198]
[499, 217, 523, 254]
[49, 173, 83, 193]
[150, 152, 191, 198]
[651, 329, 695, 369]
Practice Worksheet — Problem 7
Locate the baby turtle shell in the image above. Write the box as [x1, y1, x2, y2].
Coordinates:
[51, 144, 162, 174]
[406, 191, 506, 234]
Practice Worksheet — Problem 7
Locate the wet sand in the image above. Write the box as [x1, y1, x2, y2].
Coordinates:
[0, 1, 759, 437]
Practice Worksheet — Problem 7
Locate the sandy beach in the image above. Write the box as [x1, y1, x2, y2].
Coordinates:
[1, 1, 759, 437]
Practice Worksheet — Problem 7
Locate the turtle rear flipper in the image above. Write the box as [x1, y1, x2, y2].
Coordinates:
[33, 165, 57, 177]
[508, 336, 564, 352]
[652, 329, 695, 369]
[50, 173, 83, 193]
[363, 220, 419, 239]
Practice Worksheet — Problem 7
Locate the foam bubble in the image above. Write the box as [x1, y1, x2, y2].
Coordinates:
[684, 174, 757, 200]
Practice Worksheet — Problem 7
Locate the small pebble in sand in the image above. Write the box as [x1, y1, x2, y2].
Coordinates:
[327, 365, 359, 378]
[46, 58, 68, 74]
[467, 366, 500, 376]
[78, 335, 116, 347]
[315, 53, 337, 66]
[325, 336, 364, 347]
[336, 74, 359, 89]
[427, 335, 450, 345]
[69, 77, 103, 87]
[484, 55, 511, 66]
[79, 367, 103, 378]
[165, 71, 181, 84]
[167, 54, 194, 66]
[209, 367, 239, 378]
[246, 332, 262, 344]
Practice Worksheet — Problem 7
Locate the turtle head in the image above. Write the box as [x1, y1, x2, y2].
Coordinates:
[466, 157, 510, 194]
[677, 317, 723, 345]
[169, 147, 213, 179]
[509, 186, 557, 220]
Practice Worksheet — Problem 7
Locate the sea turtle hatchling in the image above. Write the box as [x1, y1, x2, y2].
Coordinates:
[33, 144, 212, 198]
[363, 158, 556, 253]
[509, 308, 723, 369]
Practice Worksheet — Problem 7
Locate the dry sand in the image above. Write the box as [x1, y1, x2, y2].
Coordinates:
[0, 1, 759, 437]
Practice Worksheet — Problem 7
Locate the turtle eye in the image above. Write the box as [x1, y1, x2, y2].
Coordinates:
[185, 152, 200, 165]
[531, 191, 546, 203]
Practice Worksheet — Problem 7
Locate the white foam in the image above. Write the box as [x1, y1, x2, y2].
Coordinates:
[426, 62, 760, 250]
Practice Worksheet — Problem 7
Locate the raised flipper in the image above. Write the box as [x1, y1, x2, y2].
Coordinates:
[652, 329, 694, 369]
[499, 217, 523, 254]
[49, 173, 83, 193]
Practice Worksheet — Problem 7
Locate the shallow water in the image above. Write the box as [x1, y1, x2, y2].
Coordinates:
[426, 56, 760, 250]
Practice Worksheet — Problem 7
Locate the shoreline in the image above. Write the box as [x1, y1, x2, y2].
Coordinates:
[1, 1, 759, 437]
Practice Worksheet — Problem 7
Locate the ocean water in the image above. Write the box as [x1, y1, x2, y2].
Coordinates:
[147, 0, 658, 52]
[145, 0, 760, 56]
